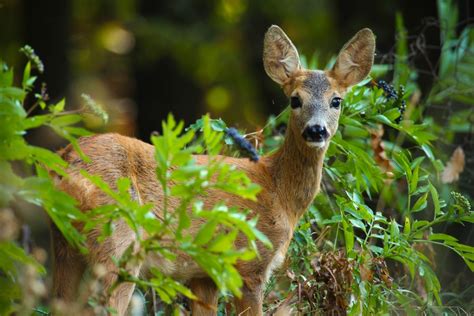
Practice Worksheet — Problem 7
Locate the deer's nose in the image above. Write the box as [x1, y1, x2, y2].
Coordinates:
[302, 124, 328, 142]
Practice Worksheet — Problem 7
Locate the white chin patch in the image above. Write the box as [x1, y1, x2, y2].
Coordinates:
[306, 140, 326, 148]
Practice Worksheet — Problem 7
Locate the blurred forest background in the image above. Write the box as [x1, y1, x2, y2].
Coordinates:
[1, 0, 474, 313]
[2, 0, 472, 137]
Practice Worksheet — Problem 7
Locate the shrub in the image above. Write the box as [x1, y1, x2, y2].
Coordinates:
[1, 2, 473, 314]
[257, 2, 474, 314]
[0, 48, 269, 315]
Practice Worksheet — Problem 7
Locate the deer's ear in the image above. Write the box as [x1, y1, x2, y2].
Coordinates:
[263, 25, 301, 85]
[330, 28, 375, 88]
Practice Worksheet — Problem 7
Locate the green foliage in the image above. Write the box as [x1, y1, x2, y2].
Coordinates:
[82, 114, 268, 305]
[259, 6, 473, 314]
[0, 48, 270, 314]
[277, 84, 472, 311]
[430, 0, 474, 105]
[394, 12, 410, 87]
[0, 58, 90, 249]
[1, 2, 473, 314]
[0, 50, 94, 313]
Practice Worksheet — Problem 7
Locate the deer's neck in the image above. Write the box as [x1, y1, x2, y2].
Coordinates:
[268, 121, 326, 223]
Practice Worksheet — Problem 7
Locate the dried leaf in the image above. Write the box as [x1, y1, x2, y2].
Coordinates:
[441, 146, 465, 183]
[286, 269, 295, 281]
[371, 257, 393, 288]
[309, 250, 353, 313]
[273, 303, 294, 316]
[244, 128, 264, 151]
[359, 262, 374, 282]
[369, 125, 393, 173]
[272, 292, 295, 316]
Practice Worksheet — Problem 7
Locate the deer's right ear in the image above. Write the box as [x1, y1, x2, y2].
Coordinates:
[263, 25, 301, 85]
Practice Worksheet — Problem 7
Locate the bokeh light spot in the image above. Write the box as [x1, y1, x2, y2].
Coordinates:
[206, 86, 230, 112]
[100, 24, 135, 55]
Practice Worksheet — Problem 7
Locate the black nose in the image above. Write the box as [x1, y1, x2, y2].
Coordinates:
[302, 124, 328, 142]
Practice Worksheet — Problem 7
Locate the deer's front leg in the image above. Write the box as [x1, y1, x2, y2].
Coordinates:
[106, 264, 142, 316]
[87, 220, 141, 316]
[234, 282, 263, 316]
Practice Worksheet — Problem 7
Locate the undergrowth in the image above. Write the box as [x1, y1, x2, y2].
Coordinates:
[0, 0, 473, 314]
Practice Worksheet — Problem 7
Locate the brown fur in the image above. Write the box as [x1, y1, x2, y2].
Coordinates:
[52, 25, 375, 315]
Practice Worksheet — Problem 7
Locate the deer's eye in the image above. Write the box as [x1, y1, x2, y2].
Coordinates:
[290, 96, 302, 109]
[331, 97, 342, 109]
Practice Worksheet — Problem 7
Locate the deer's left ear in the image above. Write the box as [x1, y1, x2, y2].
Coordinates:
[330, 28, 375, 88]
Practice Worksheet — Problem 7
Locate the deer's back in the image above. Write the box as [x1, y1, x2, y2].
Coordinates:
[56, 133, 292, 282]
[56, 134, 152, 210]
[58, 132, 282, 208]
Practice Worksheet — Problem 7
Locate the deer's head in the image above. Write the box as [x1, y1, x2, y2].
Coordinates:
[263, 25, 375, 150]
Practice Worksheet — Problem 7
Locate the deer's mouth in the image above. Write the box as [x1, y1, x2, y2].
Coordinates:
[305, 139, 326, 149]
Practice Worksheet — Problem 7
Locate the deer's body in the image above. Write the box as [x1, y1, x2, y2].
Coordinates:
[52, 26, 375, 315]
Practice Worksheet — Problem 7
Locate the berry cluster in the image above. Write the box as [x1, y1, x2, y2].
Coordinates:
[396, 86, 407, 124]
[377, 80, 397, 100]
[226, 128, 259, 162]
[376, 80, 406, 124]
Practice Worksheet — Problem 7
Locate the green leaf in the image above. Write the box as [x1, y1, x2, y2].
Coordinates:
[0, 161, 24, 206]
[390, 220, 400, 240]
[374, 114, 395, 126]
[411, 193, 428, 213]
[251, 225, 272, 249]
[421, 144, 435, 161]
[409, 164, 420, 195]
[349, 218, 366, 232]
[20, 175, 87, 251]
[193, 219, 218, 246]
[429, 182, 441, 217]
[29, 146, 68, 175]
[394, 12, 410, 86]
[429, 233, 458, 242]
[23, 114, 52, 129]
[0, 64, 14, 87]
[412, 220, 430, 231]
[51, 114, 82, 127]
[0, 241, 45, 274]
[0, 87, 27, 101]
[49, 98, 65, 113]
[403, 217, 411, 235]
[383, 108, 401, 121]
[460, 214, 474, 223]
[0, 276, 21, 313]
[64, 126, 92, 137]
[343, 218, 354, 254]
[207, 229, 238, 252]
[22, 62, 32, 89]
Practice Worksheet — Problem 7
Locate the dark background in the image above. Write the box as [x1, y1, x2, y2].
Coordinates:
[1, 0, 473, 304]
[2, 0, 472, 139]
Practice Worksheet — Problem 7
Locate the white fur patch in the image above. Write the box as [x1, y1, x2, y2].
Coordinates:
[306, 140, 326, 148]
[265, 249, 286, 282]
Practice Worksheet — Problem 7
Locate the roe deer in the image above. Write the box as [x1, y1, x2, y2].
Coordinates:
[52, 25, 375, 315]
